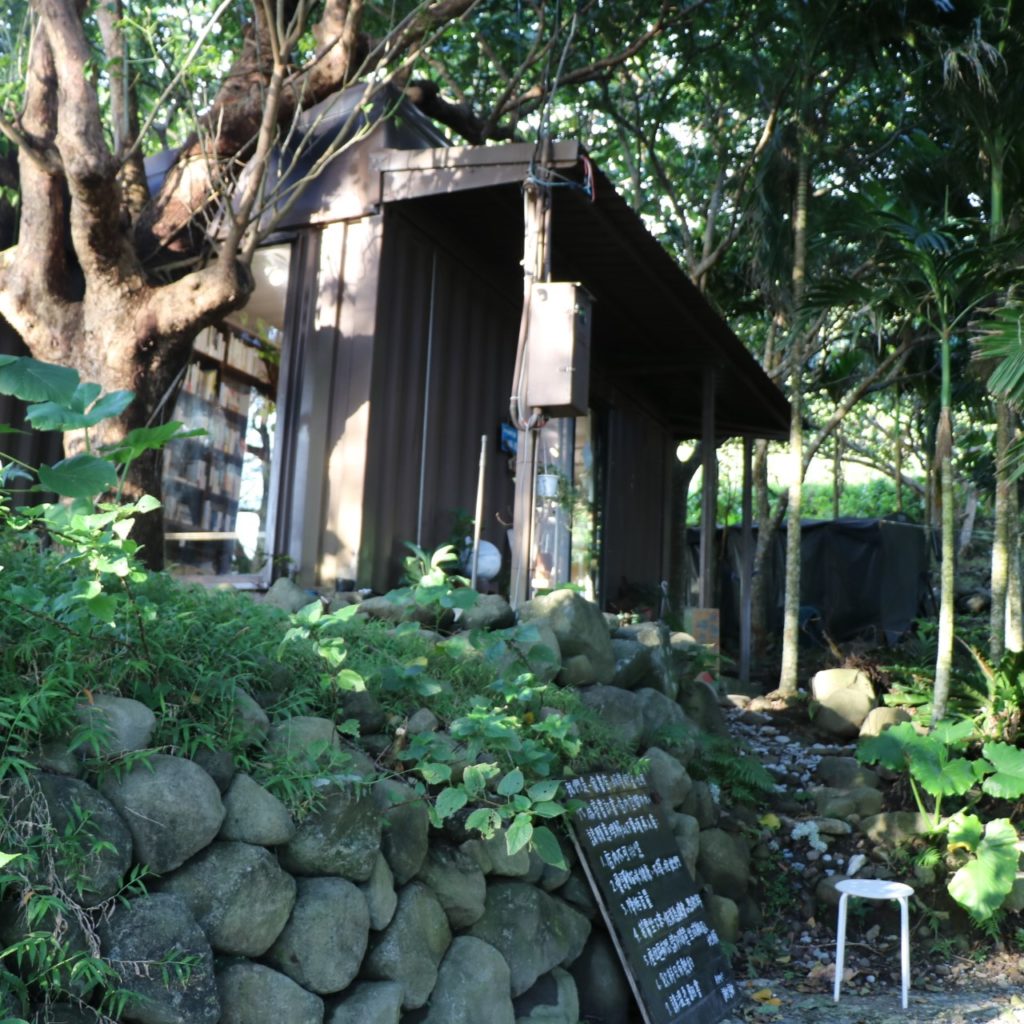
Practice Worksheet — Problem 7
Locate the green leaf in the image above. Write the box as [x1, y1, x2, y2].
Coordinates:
[133, 494, 162, 515]
[37, 455, 118, 498]
[294, 600, 323, 627]
[334, 669, 365, 693]
[857, 721, 918, 771]
[981, 742, 1024, 800]
[527, 780, 561, 802]
[0, 357, 79, 403]
[529, 801, 565, 818]
[85, 593, 118, 622]
[910, 752, 977, 799]
[465, 807, 502, 838]
[419, 762, 453, 785]
[462, 762, 498, 797]
[931, 718, 976, 748]
[106, 421, 203, 463]
[0, 851, 21, 869]
[434, 786, 469, 821]
[531, 825, 567, 869]
[505, 813, 534, 856]
[497, 769, 525, 796]
[947, 818, 1019, 923]
[945, 811, 983, 852]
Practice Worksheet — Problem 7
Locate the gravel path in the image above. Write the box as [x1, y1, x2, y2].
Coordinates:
[714, 696, 1024, 1024]
[720, 978, 1024, 1023]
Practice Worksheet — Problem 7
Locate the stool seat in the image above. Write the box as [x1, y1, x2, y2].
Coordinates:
[835, 879, 914, 900]
[833, 876, 914, 1010]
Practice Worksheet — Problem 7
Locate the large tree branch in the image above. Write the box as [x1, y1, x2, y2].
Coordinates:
[0, 15, 76, 354]
[33, 0, 143, 288]
[95, 0, 149, 219]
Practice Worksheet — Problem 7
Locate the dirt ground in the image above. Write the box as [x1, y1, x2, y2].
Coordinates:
[721, 975, 1024, 1024]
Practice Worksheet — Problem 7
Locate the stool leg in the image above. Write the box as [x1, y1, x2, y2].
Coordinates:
[899, 895, 910, 1010]
[834, 893, 849, 1003]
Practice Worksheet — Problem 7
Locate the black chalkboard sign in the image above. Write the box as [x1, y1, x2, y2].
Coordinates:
[567, 771, 739, 1024]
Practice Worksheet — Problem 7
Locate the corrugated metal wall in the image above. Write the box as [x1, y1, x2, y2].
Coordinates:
[599, 397, 673, 610]
[361, 206, 519, 590]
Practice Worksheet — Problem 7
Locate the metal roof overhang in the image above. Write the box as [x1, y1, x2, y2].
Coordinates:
[371, 142, 790, 441]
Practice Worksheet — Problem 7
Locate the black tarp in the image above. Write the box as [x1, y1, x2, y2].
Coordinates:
[696, 517, 931, 646]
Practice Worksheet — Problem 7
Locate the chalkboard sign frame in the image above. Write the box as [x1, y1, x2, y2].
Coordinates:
[567, 771, 739, 1024]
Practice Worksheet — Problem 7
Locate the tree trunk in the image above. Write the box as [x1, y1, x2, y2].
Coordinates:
[669, 444, 703, 619]
[750, 437, 772, 658]
[777, 137, 810, 698]
[1008, 466, 1023, 651]
[932, 338, 955, 724]
[991, 403, 1010, 660]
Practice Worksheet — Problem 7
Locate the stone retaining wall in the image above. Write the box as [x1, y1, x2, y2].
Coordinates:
[1, 589, 758, 1024]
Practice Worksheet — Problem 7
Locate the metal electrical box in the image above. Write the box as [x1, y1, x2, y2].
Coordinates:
[525, 282, 592, 416]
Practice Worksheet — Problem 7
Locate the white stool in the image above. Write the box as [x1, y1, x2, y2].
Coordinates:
[833, 878, 914, 1010]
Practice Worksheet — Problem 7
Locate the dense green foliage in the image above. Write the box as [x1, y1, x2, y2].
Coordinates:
[0, 358, 646, 1020]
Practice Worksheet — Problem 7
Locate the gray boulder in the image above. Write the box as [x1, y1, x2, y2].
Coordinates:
[375, 777, 430, 884]
[23, 773, 132, 904]
[360, 852, 398, 930]
[635, 687, 694, 750]
[608, 639, 652, 690]
[706, 894, 740, 945]
[266, 716, 343, 768]
[576, 686, 643, 750]
[859, 811, 932, 845]
[517, 591, 615, 681]
[99, 894, 219, 1024]
[337, 688, 387, 735]
[678, 680, 729, 737]
[860, 705, 912, 738]
[569, 930, 631, 1024]
[216, 962, 324, 1024]
[665, 810, 700, 878]
[32, 1006, 95, 1024]
[467, 882, 590, 997]
[465, 832, 532, 878]
[232, 688, 270, 745]
[75, 694, 155, 756]
[643, 747, 693, 809]
[813, 786, 884, 819]
[418, 936, 515, 1024]
[810, 668, 877, 738]
[363, 881, 452, 1009]
[415, 843, 487, 929]
[460, 594, 516, 631]
[815, 756, 880, 791]
[263, 577, 316, 614]
[512, 967, 580, 1024]
[219, 772, 295, 845]
[191, 748, 235, 792]
[697, 828, 750, 898]
[265, 876, 369, 994]
[681, 780, 719, 829]
[357, 594, 452, 629]
[280, 781, 382, 880]
[326, 980, 404, 1024]
[612, 621, 667, 647]
[99, 754, 224, 874]
[155, 841, 296, 956]
[557, 653, 598, 687]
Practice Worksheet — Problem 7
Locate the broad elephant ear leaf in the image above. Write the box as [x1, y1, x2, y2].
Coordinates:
[947, 818, 1019, 923]
[0, 357, 80, 404]
[37, 455, 118, 498]
[981, 742, 1024, 800]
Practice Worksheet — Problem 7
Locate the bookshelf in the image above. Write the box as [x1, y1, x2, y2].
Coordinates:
[163, 326, 274, 575]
